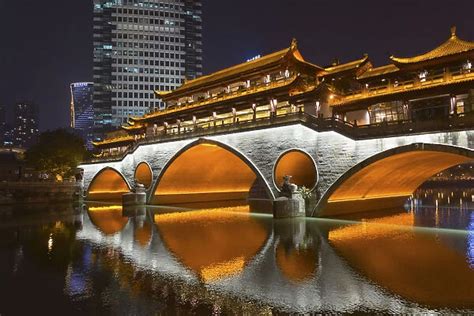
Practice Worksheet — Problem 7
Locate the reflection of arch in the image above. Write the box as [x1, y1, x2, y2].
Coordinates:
[328, 212, 474, 308]
[153, 207, 270, 282]
[275, 244, 318, 283]
[87, 167, 132, 201]
[150, 138, 274, 205]
[273, 149, 318, 190]
[87, 205, 129, 235]
[134, 162, 153, 189]
[316, 143, 474, 217]
[134, 221, 152, 247]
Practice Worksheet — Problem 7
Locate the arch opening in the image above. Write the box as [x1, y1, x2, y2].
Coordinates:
[87, 167, 131, 201]
[317, 144, 474, 217]
[274, 149, 318, 190]
[134, 162, 153, 189]
[151, 141, 272, 206]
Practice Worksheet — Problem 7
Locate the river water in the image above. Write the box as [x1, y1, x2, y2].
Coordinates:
[0, 188, 473, 315]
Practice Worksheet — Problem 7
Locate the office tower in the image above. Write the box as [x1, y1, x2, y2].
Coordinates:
[70, 82, 94, 149]
[0, 105, 7, 145]
[93, 0, 203, 134]
[13, 102, 39, 148]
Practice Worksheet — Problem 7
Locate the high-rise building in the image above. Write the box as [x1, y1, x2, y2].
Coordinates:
[13, 102, 39, 148]
[70, 82, 94, 149]
[0, 105, 7, 145]
[92, 0, 203, 135]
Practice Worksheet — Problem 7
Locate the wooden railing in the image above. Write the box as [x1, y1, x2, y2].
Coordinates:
[332, 68, 474, 105]
[88, 108, 474, 163]
[135, 76, 297, 121]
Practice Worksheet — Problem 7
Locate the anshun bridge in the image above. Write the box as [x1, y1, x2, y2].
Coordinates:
[80, 28, 474, 217]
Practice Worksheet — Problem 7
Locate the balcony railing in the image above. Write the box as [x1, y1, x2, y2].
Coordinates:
[136, 76, 298, 122]
[332, 68, 474, 105]
[88, 106, 474, 163]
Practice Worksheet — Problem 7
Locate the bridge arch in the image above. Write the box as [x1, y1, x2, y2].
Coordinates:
[150, 138, 275, 205]
[134, 161, 153, 189]
[273, 149, 318, 191]
[314, 143, 474, 217]
[87, 167, 132, 201]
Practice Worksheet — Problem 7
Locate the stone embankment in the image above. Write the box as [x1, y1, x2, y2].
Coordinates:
[0, 181, 82, 205]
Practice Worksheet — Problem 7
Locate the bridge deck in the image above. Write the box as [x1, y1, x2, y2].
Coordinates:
[89, 111, 474, 163]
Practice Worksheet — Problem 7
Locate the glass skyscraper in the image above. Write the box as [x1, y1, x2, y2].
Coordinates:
[93, 0, 203, 135]
[70, 82, 94, 149]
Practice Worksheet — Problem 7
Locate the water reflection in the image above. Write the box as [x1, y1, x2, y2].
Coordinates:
[1, 189, 473, 314]
[273, 219, 319, 283]
[153, 206, 270, 282]
[328, 212, 474, 308]
[87, 205, 129, 235]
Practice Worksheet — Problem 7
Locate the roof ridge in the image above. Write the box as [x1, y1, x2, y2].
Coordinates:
[155, 45, 294, 98]
[390, 27, 474, 64]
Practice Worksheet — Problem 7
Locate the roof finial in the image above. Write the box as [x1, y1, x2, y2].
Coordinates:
[451, 26, 457, 37]
[290, 38, 298, 50]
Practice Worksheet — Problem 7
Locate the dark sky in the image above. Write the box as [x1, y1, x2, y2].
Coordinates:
[1, 0, 473, 130]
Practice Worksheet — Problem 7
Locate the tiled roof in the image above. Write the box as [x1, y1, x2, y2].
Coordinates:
[390, 27, 474, 64]
[156, 39, 323, 99]
[358, 64, 399, 79]
[324, 55, 369, 74]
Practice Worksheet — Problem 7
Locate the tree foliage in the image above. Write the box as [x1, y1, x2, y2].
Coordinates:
[26, 129, 90, 178]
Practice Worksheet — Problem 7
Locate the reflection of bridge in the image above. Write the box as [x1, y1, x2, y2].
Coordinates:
[80, 122, 474, 216]
[74, 206, 474, 312]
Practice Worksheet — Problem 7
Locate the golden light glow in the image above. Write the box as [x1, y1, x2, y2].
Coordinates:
[87, 205, 128, 235]
[328, 213, 474, 308]
[87, 168, 131, 201]
[275, 150, 317, 189]
[391, 28, 474, 64]
[332, 70, 474, 106]
[152, 144, 259, 204]
[154, 207, 268, 282]
[200, 257, 245, 282]
[134, 162, 153, 188]
[134, 221, 152, 247]
[275, 244, 317, 283]
[92, 135, 136, 147]
[137, 76, 298, 123]
[324, 151, 472, 216]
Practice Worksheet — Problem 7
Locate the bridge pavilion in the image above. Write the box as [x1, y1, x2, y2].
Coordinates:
[93, 27, 474, 157]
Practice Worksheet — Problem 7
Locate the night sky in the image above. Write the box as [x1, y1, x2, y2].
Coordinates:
[1, 0, 473, 131]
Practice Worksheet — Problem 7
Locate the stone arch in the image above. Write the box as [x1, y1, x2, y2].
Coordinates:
[87, 167, 132, 201]
[134, 161, 153, 189]
[273, 149, 318, 191]
[314, 143, 474, 217]
[150, 138, 275, 205]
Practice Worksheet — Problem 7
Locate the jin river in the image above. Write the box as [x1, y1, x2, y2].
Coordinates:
[0, 188, 473, 315]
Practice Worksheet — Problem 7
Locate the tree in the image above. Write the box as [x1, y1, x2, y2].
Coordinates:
[26, 129, 90, 179]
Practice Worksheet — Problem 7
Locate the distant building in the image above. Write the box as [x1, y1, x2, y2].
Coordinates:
[13, 102, 39, 148]
[70, 82, 94, 149]
[0, 105, 9, 146]
[92, 0, 203, 137]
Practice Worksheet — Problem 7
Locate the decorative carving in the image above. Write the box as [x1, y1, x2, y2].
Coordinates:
[280, 175, 298, 198]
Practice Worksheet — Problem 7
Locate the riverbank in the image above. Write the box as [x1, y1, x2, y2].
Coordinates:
[0, 181, 82, 206]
